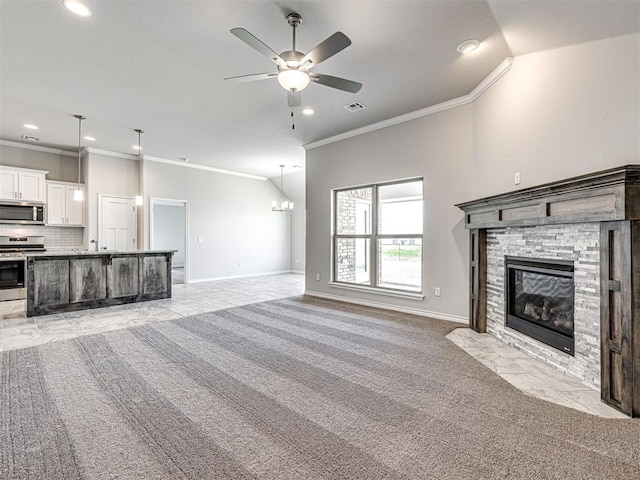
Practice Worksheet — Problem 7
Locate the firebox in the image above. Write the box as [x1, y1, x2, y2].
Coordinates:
[505, 257, 575, 355]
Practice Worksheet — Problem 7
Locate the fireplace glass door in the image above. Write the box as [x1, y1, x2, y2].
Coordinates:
[506, 257, 575, 355]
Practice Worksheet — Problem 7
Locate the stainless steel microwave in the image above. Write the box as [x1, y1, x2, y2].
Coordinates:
[0, 201, 45, 225]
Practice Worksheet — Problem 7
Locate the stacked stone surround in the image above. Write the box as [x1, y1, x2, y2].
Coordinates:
[486, 223, 601, 389]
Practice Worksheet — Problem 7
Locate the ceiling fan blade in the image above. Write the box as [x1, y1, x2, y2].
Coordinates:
[299, 32, 351, 68]
[224, 72, 277, 83]
[309, 72, 362, 93]
[287, 90, 302, 108]
[230, 28, 287, 67]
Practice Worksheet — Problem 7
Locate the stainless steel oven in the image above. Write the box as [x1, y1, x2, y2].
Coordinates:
[0, 257, 26, 301]
[0, 236, 45, 301]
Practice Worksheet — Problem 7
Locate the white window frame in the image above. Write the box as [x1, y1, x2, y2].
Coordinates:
[330, 178, 424, 298]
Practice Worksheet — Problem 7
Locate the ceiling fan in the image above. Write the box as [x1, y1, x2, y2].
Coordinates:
[225, 12, 362, 108]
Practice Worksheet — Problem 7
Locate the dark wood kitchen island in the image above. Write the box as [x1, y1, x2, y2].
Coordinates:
[26, 250, 174, 317]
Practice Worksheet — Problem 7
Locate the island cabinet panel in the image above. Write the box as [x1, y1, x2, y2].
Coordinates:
[32, 260, 70, 308]
[143, 256, 169, 295]
[109, 257, 140, 298]
[70, 258, 107, 303]
[26, 251, 173, 317]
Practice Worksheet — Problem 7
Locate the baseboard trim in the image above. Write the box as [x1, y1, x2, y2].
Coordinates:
[304, 290, 468, 324]
[189, 270, 294, 283]
[290, 270, 305, 275]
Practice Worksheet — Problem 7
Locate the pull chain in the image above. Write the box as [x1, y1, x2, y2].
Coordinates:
[291, 110, 295, 130]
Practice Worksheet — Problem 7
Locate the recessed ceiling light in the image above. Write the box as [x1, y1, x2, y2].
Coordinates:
[84, 136, 95, 141]
[457, 39, 480, 54]
[302, 108, 314, 115]
[62, 0, 92, 17]
[24, 124, 39, 130]
[132, 145, 142, 151]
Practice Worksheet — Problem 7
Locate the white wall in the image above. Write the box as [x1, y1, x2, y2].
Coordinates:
[289, 170, 306, 273]
[268, 169, 306, 273]
[473, 33, 640, 198]
[142, 160, 290, 281]
[0, 144, 78, 182]
[85, 151, 140, 249]
[152, 203, 185, 266]
[305, 105, 473, 321]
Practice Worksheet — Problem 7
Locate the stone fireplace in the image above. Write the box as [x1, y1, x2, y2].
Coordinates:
[457, 166, 640, 417]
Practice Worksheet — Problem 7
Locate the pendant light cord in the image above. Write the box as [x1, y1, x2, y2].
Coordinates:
[73, 114, 86, 190]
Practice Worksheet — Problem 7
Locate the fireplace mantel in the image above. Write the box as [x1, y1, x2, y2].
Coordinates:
[456, 165, 640, 418]
[456, 165, 640, 229]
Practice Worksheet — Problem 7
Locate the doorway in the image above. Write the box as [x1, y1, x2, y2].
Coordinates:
[99, 195, 137, 251]
[150, 198, 187, 284]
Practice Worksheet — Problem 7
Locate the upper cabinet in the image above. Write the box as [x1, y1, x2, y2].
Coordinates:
[46, 181, 85, 227]
[0, 166, 47, 202]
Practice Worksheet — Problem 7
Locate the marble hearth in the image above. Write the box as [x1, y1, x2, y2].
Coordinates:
[457, 165, 640, 417]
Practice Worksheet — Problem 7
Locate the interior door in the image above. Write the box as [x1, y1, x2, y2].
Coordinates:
[100, 196, 136, 251]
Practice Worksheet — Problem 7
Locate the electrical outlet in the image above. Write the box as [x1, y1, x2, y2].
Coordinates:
[435, 287, 441, 297]
[237, 261, 241, 267]
[514, 172, 521, 185]
[316, 273, 320, 281]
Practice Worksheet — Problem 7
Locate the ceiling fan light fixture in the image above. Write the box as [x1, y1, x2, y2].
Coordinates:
[277, 69, 310, 92]
[62, 0, 92, 17]
[456, 39, 480, 54]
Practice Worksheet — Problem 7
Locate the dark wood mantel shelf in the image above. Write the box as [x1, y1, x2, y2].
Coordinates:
[456, 165, 640, 229]
[456, 165, 640, 417]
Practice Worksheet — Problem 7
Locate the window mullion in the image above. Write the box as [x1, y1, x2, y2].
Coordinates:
[371, 185, 379, 288]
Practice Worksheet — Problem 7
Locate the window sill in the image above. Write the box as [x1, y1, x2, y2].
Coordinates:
[328, 281, 424, 301]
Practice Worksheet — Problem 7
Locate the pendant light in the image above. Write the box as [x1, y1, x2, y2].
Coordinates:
[134, 128, 144, 206]
[73, 114, 85, 202]
[271, 164, 294, 213]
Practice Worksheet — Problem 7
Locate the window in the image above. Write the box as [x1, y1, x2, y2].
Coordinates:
[332, 179, 423, 293]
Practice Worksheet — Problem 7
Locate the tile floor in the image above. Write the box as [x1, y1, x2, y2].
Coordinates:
[0, 273, 627, 418]
[0, 273, 305, 352]
[447, 328, 628, 418]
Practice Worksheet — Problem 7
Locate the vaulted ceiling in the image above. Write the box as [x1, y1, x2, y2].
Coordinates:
[1, 1, 638, 178]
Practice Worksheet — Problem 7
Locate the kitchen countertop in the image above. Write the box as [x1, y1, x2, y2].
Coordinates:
[26, 250, 176, 257]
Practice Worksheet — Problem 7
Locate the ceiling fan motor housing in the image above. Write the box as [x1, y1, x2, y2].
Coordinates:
[278, 50, 305, 70]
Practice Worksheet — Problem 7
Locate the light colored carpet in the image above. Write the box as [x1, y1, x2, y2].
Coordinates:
[2, 296, 639, 479]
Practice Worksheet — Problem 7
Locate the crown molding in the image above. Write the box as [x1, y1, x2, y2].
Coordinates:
[80, 147, 267, 180]
[0, 139, 77, 157]
[85, 147, 138, 160]
[304, 57, 513, 151]
[144, 155, 267, 181]
[469, 57, 513, 101]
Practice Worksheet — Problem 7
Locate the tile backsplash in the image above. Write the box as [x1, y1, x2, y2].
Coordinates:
[0, 225, 83, 250]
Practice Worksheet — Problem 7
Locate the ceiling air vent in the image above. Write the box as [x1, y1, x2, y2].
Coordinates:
[344, 101, 366, 112]
[21, 135, 39, 141]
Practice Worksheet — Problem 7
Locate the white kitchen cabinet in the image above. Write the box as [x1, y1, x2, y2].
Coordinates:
[46, 181, 85, 226]
[0, 166, 47, 202]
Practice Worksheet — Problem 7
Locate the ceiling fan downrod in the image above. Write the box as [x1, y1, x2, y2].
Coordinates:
[287, 13, 301, 52]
